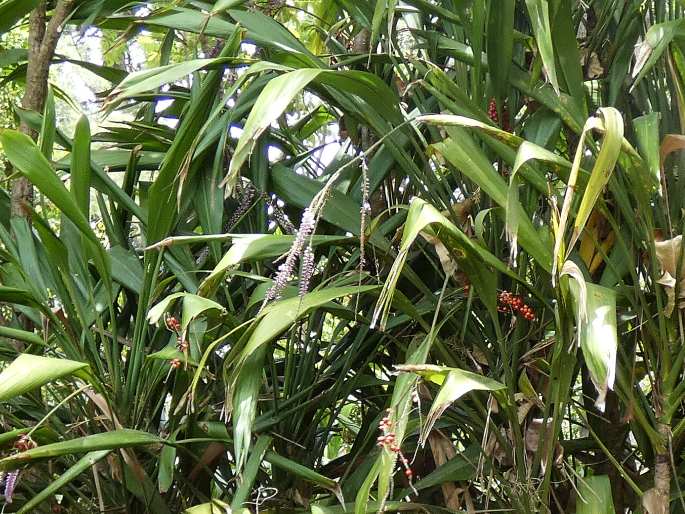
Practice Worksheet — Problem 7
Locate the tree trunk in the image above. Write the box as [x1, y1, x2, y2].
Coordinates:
[654, 423, 672, 514]
[642, 422, 671, 514]
[10, 0, 73, 217]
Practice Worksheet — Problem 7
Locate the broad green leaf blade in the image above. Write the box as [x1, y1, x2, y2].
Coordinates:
[0, 0, 39, 34]
[631, 19, 685, 91]
[239, 285, 378, 364]
[371, 197, 519, 328]
[563, 262, 617, 411]
[551, 0, 585, 107]
[123, 7, 237, 38]
[232, 345, 267, 473]
[428, 127, 552, 271]
[410, 445, 480, 492]
[17, 450, 111, 514]
[486, 0, 514, 105]
[265, 449, 342, 499]
[212, 0, 247, 13]
[633, 112, 661, 189]
[147, 345, 200, 367]
[158, 430, 178, 494]
[0, 130, 98, 246]
[147, 292, 225, 331]
[315, 502, 455, 514]
[228, 9, 319, 65]
[418, 113, 524, 147]
[572, 108, 624, 245]
[525, 0, 558, 93]
[225, 68, 322, 190]
[232, 286, 376, 471]
[199, 234, 349, 296]
[0, 430, 161, 470]
[185, 502, 237, 514]
[0, 326, 44, 347]
[38, 86, 55, 159]
[397, 364, 505, 442]
[576, 475, 616, 514]
[71, 115, 91, 217]
[109, 245, 143, 294]
[231, 435, 271, 510]
[107, 57, 241, 105]
[0, 354, 89, 402]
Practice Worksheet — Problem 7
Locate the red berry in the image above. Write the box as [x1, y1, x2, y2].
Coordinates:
[405, 469, 413, 478]
[488, 98, 498, 123]
[170, 358, 182, 369]
[165, 316, 181, 332]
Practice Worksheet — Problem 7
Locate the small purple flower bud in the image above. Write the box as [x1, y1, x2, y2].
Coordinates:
[299, 246, 316, 296]
[4, 470, 19, 504]
[265, 208, 319, 304]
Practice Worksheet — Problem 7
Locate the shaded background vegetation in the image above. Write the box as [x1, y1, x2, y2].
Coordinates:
[0, 1, 685, 513]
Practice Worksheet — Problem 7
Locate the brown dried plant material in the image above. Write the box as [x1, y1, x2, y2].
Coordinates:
[654, 235, 685, 316]
[427, 431, 462, 511]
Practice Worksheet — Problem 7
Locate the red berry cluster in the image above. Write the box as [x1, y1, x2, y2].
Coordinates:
[165, 315, 181, 333]
[170, 358, 182, 369]
[377, 411, 414, 479]
[497, 291, 535, 321]
[487, 98, 499, 124]
[487, 98, 511, 131]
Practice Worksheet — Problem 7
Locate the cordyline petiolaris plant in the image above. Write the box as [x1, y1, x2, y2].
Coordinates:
[2, 1, 685, 513]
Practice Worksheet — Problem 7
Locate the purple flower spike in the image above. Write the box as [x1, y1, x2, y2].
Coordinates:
[4, 470, 19, 504]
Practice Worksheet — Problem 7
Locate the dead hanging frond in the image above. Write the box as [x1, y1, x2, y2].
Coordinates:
[654, 234, 685, 316]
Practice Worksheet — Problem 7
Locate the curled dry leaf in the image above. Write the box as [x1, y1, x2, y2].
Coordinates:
[654, 235, 685, 316]
[421, 233, 458, 277]
[419, 196, 479, 278]
[427, 431, 462, 511]
[484, 427, 511, 467]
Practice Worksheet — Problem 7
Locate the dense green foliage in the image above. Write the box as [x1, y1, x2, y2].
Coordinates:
[2, 0, 685, 512]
